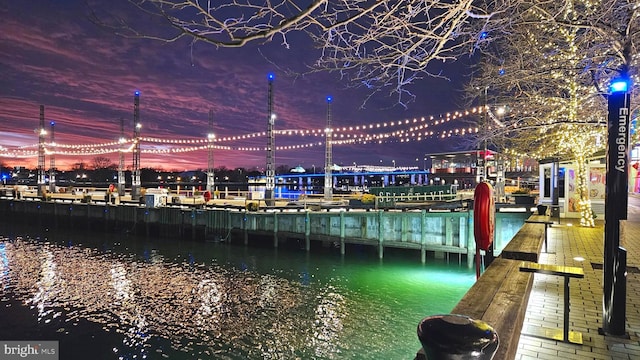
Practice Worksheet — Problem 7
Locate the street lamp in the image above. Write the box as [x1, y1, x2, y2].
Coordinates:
[392, 160, 396, 169]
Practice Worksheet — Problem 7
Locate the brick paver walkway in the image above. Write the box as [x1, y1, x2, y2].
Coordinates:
[515, 196, 640, 359]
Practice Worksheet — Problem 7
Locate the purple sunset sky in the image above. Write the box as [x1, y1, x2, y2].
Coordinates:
[0, 1, 478, 171]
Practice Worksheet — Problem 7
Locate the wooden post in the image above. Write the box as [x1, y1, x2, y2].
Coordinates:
[421, 209, 427, 264]
[53, 201, 59, 229]
[145, 209, 150, 238]
[179, 211, 184, 237]
[305, 211, 310, 251]
[273, 212, 278, 248]
[467, 211, 474, 269]
[377, 210, 384, 259]
[104, 204, 108, 233]
[203, 210, 209, 239]
[191, 209, 196, 240]
[401, 212, 408, 243]
[445, 216, 453, 247]
[226, 210, 232, 242]
[243, 212, 249, 245]
[86, 203, 90, 230]
[340, 211, 345, 255]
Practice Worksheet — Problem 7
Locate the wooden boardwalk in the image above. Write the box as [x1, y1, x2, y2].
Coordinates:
[515, 197, 640, 359]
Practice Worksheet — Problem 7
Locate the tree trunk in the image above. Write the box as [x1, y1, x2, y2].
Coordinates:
[575, 155, 595, 227]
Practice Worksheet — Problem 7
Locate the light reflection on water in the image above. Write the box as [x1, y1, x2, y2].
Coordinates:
[0, 230, 475, 359]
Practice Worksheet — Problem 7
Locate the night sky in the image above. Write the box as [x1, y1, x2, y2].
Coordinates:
[0, 1, 475, 171]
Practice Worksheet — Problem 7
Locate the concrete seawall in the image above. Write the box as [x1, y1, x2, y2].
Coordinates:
[0, 198, 528, 265]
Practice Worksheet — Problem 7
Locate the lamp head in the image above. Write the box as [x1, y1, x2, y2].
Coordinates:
[610, 78, 629, 93]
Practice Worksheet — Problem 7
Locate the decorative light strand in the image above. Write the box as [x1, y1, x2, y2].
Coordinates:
[1, 106, 492, 157]
[1, 124, 482, 159]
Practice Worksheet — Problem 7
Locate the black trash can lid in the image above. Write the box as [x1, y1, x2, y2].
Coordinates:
[417, 314, 499, 359]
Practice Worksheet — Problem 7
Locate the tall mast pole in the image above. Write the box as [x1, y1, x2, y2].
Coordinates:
[118, 117, 126, 196]
[324, 96, 333, 201]
[37, 105, 46, 197]
[265, 73, 275, 203]
[131, 91, 141, 200]
[48, 121, 56, 193]
[207, 109, 215, 194]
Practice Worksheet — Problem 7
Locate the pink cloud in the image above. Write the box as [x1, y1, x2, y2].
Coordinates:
[0, 1, 467, 171]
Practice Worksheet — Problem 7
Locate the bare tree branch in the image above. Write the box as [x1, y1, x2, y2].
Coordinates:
[91, 0, 501, 106]
[91, 0, 639, 115]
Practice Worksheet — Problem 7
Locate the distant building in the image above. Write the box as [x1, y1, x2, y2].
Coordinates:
[426, 150, 538, 191]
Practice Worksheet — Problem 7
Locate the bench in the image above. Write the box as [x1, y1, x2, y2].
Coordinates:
[415, 215, 550, 359]
[415, 258, 534, 360]
[524, 215, 554, 253]
[500, 222, 546, 262]
[519, 261, 584, 344]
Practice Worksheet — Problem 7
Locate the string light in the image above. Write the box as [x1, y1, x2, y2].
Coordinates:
[1, 105, 492, 160]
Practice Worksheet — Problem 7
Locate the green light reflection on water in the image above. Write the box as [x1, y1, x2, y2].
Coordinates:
[133, 239, 476, 359]
[314, 259, 476, 359]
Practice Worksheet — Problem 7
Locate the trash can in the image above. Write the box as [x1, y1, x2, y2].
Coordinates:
[417, 314, 498, 360]
[537, 204, 548, 216]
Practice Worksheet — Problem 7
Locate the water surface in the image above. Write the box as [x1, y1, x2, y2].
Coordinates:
[0, 223, 475, 359]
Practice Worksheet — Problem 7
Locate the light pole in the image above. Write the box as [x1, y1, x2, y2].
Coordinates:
[49, 121, 56, 194]
[392, 159, 396, 169]
[265, 73, 276, 204]
[37, 105, 46, 197]
[207, 109, 215, 194]
[118, 117, 125, 196]
[324, 95, 333, 201]
[131, 90, 141, 200]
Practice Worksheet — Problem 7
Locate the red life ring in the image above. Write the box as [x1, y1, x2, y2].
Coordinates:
[473, 182, 495, 251]
[108, 184, 115, 193]
[203, 190, 211, 202]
